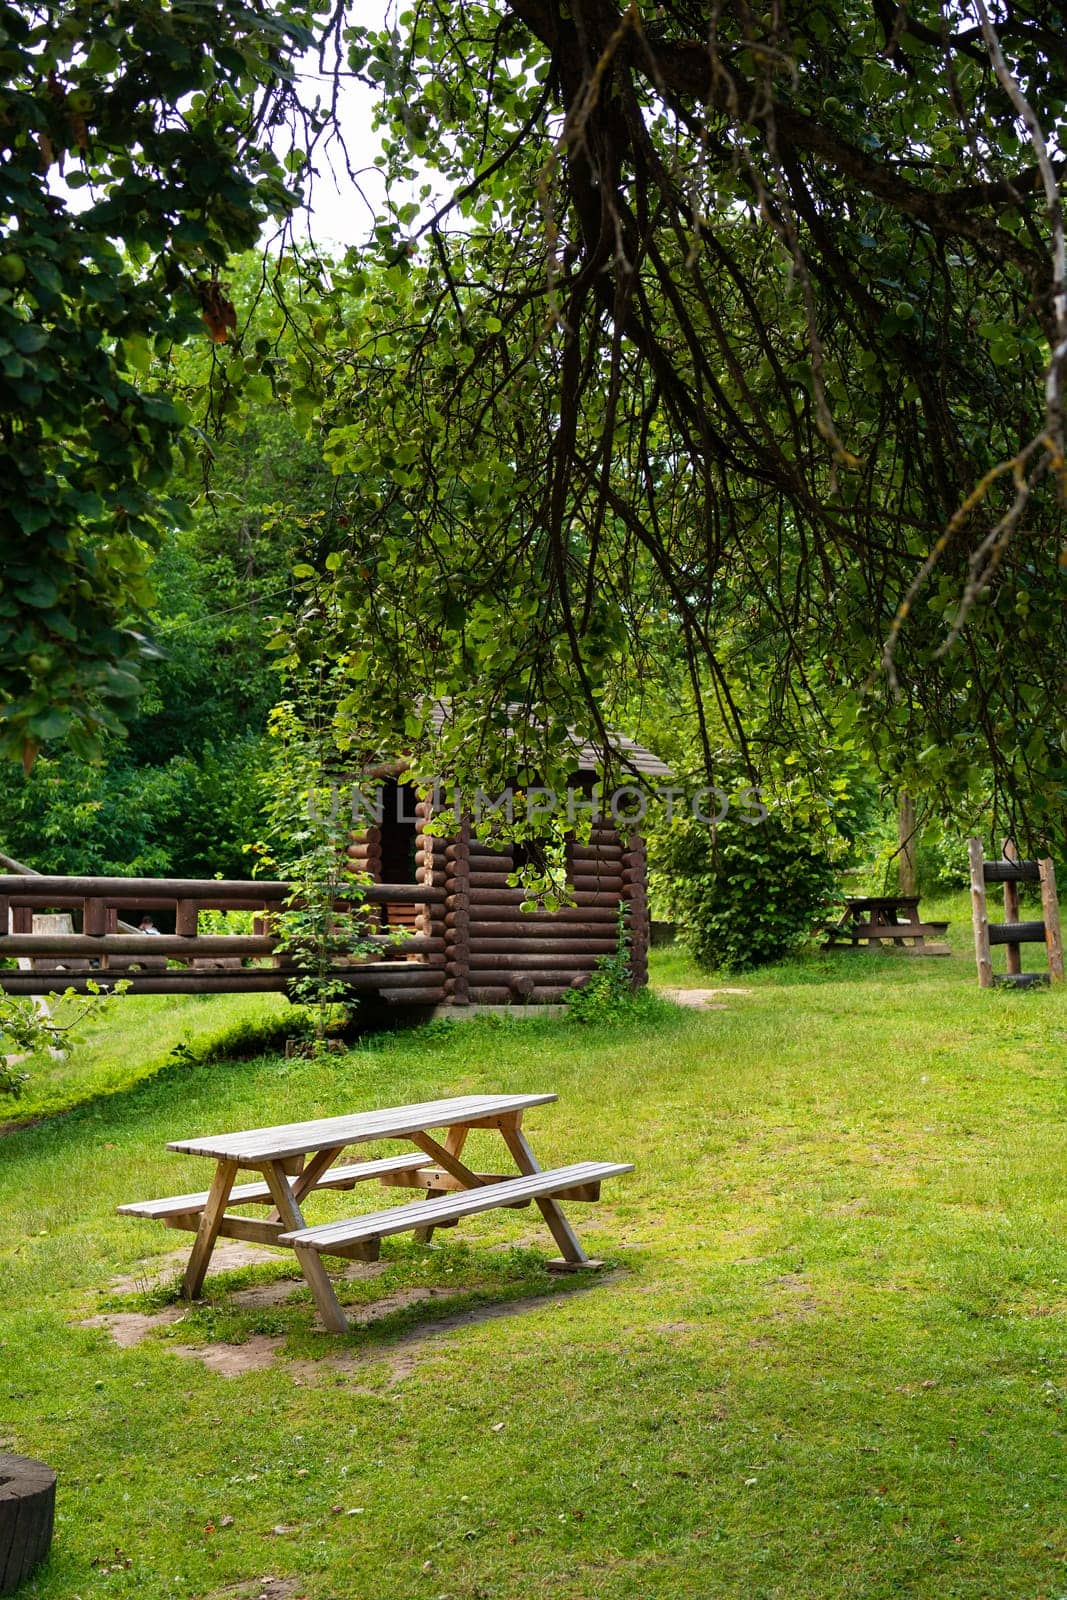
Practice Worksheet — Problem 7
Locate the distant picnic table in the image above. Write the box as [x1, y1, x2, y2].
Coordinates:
[119, 1093, 632, 1332]
[823, 896, 950, 955]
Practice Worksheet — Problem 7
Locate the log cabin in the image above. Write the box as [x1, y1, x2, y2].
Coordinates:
[348, 726, 669, 1008]
[0, 732, 669, 1011]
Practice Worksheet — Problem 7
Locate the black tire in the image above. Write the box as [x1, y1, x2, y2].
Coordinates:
[0, 1454, 56, 1595]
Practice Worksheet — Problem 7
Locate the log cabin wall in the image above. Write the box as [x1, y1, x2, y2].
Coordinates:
[463, 823, 635, 1005]
[620, 829, 649, 989]
[347, 783, 655, 1007]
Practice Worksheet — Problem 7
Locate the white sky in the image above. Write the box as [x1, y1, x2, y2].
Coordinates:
[290, 1, 422, 252]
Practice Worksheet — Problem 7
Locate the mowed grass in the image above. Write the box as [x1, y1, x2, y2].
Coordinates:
[1, 898, 1066, 1599]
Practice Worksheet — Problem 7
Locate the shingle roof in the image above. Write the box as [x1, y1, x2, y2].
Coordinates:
[427, 702, 671, 778]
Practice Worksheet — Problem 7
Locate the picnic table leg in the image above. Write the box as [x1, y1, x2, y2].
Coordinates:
[261, 1159, 349, 1334]
[497, 1117, 594, 1271]
[409, 1125, 474, 1243]
[183, 1159, 239, 1299]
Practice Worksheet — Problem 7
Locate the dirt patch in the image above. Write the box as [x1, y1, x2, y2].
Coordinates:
[229, 1281, 303, 1310]
[658, 987, 752, 1009]
[86, 1275, 617, 1383]
[204, 1579, 305, 1600]
[107, 1242, 286, 1296]
[79, 1306, 186, 1346]
[107, 1245, 389, 1298]
[173, 1336, 287, 1376]
[770, 1273, 819, 1318]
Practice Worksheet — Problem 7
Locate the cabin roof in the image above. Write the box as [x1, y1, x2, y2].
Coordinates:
[427, 703, 671, 778]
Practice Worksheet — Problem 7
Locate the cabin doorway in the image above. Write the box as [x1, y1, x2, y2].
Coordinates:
[378, 779, 420, 932]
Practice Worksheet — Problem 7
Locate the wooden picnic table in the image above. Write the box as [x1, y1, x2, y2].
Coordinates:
[119, 1093, 631, 1332]
[824, 896, 950, 953]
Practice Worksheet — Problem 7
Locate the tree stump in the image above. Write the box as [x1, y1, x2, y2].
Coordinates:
[0, 1454, 56, 1594]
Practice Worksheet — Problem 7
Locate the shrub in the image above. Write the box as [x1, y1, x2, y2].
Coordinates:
[648, 789, 839, 972]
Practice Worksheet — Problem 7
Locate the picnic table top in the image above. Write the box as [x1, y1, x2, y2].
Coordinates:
[167, 1092, 558, 1164]
[841, 895, 921, 911]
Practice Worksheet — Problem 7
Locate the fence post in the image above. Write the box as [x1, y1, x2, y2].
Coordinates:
[968, 838, 993, 988]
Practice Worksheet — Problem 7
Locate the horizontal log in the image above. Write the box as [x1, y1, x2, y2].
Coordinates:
[468, 986, 570, 1005]
[378, 987, 447, 1006]
[467, 967, 590, 984]
[0, 874, 443, 907]
[455, 905, 620, 926]
[0, 934, 274, 958]
[983, 860, 1041, 884]
[466, 941, 614, 959]
[466, 922, 621, 941]
[453, 959, 596, 978]
[0, 932, 442, 960]
[0, 894, 286, 915]
[989, 920, 1049, 945]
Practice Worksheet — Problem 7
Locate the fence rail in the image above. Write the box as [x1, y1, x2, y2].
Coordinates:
[0, 874, 445, 999]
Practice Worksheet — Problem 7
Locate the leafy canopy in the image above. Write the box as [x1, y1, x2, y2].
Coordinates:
[280, 0, 1067, 845]
[0, 0, 318, 763]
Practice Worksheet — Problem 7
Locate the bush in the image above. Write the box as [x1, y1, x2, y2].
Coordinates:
[0, 735, 267, 878]
[649, 795, 839, 972]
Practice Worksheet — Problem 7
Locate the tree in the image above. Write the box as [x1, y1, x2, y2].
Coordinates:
[286, 0, 1066, 846]
[0, 0, 317, 765]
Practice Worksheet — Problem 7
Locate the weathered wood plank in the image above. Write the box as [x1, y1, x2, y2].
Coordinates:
[279, 1161, 633, 1254]
[167, 1094, 558, 1163]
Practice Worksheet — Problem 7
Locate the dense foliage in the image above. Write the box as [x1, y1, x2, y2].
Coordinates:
[0, 0, 315, 763]
[647, 756, 846, 969]
[3, 0, 1066, 878]
[267, 0, 1067, 849]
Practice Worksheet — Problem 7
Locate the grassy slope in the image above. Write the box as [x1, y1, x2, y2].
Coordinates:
[1, 897, 1066, 1598]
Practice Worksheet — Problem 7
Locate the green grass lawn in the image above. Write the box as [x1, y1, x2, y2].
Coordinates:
[3, 901, 1067, 1599]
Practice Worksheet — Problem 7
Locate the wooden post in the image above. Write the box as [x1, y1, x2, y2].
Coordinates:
[443, 819, 471, 1005]
[1039, 859, 1064, 982]
[620, 830, 649, 989]
[968, 837, 993, 988]
[1001, 839, 1022, 977]
[898, 790, 918, 898]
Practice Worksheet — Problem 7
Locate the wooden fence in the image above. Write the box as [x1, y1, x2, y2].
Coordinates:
[0, 875, 446, 1004]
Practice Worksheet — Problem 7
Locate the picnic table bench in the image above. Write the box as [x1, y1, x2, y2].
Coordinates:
[119, 1093, 632, 1333]
[823, 896, 950, 954]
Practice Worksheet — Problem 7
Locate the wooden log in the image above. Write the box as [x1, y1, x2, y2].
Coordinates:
[568, 844, 622, 862]
[174, 898, 199, 938]
[0, 1453, 56, 1596]
[1040, 859, 1064, 981]
[968, 838, 993, 988]
[0, 874, 443, 905]
[83, 897, 106, 938]
[445, 819, 471, 1005]
[0, 874, 291, 900]
[467, 967, 591, 985]
[465, 941, 614, 959]
[0, 931, 444, 960]
[466, 922, 621, 941]
[454, 904, 619, 925]
[0, 934, 268, 958]
[379, 986, 447, 1005]
[458, 957, 598, 977]
[468, 985, 570, 1005]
